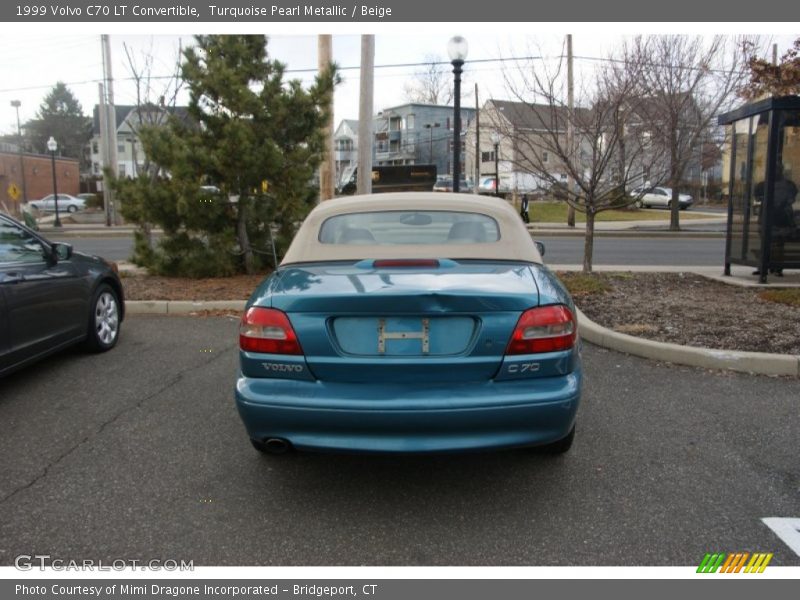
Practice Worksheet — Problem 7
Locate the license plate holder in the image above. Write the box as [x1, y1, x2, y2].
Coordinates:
[377, 318, 430, 354]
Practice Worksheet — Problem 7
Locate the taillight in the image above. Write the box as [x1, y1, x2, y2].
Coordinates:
[239, 307, 303, 355]
[505, 305, 577, 354]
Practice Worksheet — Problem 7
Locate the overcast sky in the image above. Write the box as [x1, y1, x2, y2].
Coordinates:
[0, 31, 797, 138]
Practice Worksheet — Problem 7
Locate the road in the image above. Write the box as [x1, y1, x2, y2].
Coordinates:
[59, 234, 727, 266]
[1, 316, 797, 566]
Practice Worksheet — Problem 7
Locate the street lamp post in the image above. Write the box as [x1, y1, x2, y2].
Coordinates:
[47, 136, 61, 227]
[423, 123, 440, 164]
[10, 100, 28, 206]
[448, 36, 468, 193]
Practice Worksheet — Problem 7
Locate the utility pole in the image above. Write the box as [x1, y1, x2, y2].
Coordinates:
[98, 83, 112, 227]
[772, 43, 778, 66]
[566, 34, 576, 228]
[356, 35, 374, 195]
[318, 35, 335, 201]
[10, 100, 28, 209]
[101, 34, 119, 225]
[474, 83, 480, 194]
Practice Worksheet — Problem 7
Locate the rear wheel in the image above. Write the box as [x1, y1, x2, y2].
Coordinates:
[538, 425, 575, 454]
[83, 284, 121, 352]
[667, 201, 673, 210]
[67, 204, 78, 213]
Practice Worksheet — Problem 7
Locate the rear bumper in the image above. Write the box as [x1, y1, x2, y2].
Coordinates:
[235, 371, 581, 453]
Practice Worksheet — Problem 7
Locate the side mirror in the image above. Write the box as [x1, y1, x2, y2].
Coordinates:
[51, 242, 73, 262]
[534, 240, 546, 257]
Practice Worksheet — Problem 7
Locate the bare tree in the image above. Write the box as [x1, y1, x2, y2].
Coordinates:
[120, 40, 184, 250]
[123, 40, 184, 175]
[494, 44, 669, 272]
[623, 35, 756, 231]
[403, 54, 454, 105]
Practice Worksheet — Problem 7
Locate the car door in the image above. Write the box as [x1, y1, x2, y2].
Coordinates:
[642, 188, 661, 207]
[654, 188, 671, 207]
[0, 217, 86, 373]
[36, 195, 54, 211]
[0, 285, 8, 368]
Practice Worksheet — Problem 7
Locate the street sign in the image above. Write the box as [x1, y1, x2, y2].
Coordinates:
[7, 183, 21, 201]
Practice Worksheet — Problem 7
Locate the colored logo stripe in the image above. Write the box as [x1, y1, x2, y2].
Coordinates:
[745, 553, 773, 573]
[697, 552, 773, 573]
[697, 553, 726, 573]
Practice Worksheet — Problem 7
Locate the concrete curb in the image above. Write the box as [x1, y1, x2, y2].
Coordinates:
[697, 272, 800, 288]
[127, 300, 246, 314]
[576, 308, 800, 377]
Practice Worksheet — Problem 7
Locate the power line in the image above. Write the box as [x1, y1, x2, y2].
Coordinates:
[0, 56, 545, 95]
[0, 51, 751, 96]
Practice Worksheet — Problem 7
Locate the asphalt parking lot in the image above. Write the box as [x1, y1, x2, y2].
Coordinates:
[0, 315, 798, 566]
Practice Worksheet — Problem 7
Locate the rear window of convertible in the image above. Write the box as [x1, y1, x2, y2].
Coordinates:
[318, 211, 501, 245]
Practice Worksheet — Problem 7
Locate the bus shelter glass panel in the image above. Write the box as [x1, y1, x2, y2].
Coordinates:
[729, 117, 757, 261]
[774, 110, 800, 265]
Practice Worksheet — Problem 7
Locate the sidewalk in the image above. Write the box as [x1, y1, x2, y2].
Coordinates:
[26, 211, 727, 237]
[527, 210, 727, 236]
[548, 264, 800, 288]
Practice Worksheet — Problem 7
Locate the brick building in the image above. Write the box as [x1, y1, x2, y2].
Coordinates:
[0, 149, 80, 215]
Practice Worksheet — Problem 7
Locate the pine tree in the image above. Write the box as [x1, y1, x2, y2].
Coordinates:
[26, 82, 92, 168]
[116, 35, 337, 277]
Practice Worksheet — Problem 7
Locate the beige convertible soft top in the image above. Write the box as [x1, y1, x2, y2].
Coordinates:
[281, 192, 542, 265]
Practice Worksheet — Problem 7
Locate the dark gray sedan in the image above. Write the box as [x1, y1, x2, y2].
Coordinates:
[0, 213, 125, 377]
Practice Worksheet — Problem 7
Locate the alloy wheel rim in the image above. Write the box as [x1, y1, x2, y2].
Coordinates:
[95, 292, 119, 345]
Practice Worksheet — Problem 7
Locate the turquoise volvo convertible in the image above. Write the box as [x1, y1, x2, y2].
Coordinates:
[235, 193, 581, 454]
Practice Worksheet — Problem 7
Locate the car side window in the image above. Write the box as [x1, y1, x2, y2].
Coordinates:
[0, 220, 48, 264]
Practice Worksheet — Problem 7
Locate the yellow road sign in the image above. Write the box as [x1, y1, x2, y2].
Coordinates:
[7, 183, 21, 201]
[261, 180, 269, 193]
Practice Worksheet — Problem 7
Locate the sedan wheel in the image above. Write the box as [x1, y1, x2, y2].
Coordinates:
[84, 285, 121, 352]
[67, 204, 78, 213]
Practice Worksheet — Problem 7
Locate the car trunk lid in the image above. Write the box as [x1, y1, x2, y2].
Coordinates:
[251, 261, 539, 383]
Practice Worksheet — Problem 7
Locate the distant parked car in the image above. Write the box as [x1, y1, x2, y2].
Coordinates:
[432, 175, 452, 192]
[235, 192, 581, 455]
[0, 212, 124, 377]
[631, 186, 693, 210]
[433, 175, 471, 193]
[478, 176, 498, 195]
[28, 194, 86, 214]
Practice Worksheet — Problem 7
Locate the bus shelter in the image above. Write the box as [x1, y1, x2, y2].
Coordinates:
[719, 96, 800, 283]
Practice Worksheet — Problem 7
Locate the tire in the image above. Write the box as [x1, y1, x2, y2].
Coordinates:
[538, 425, 575, 455]
[667, 201, 673, 210]
[67, 204, 78, 213]
[83, 284, 121, 352]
